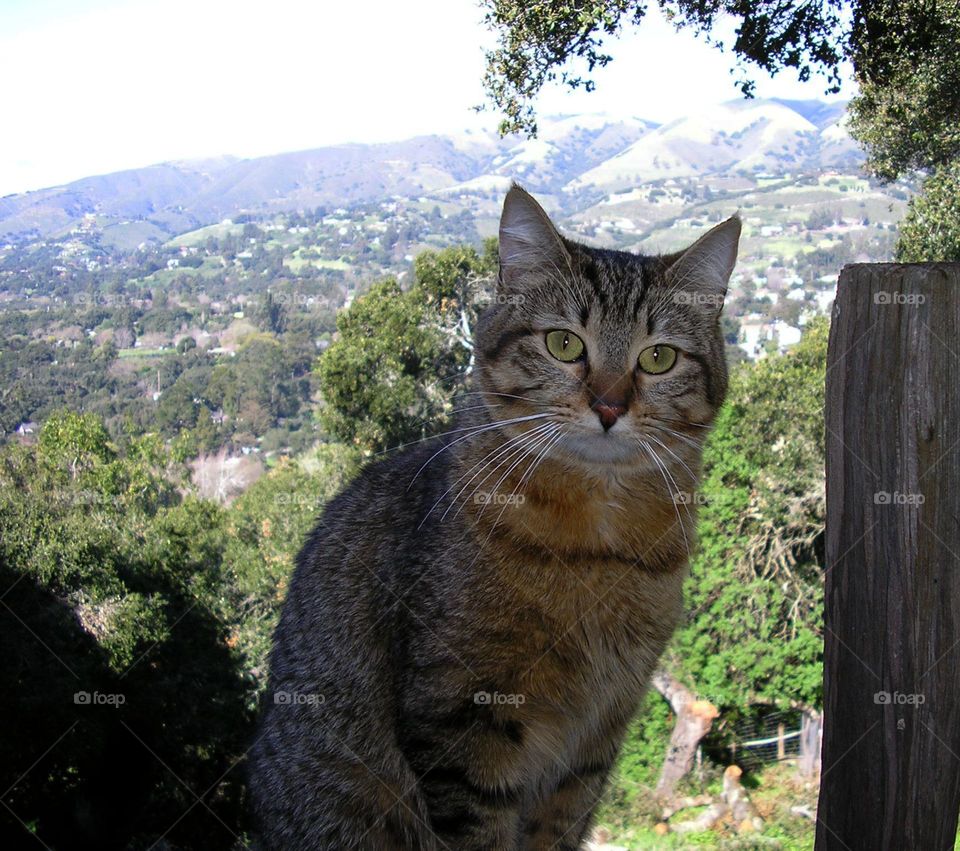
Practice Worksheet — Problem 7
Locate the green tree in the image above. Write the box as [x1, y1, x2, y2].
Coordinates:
[894, 160, 960, 262]
[252, 291, 289, 335]
[846, 0, 960, 180]
[220, 444, 361, 693]
[0, 422, 251, 847]
[316, 245, 496, 453]
[316, 279, 456, 452]
[846, 1, 960, 259]
[37, 410, 114, 480]
[668, 318, 828, 713]
[177, 335, 197, 354]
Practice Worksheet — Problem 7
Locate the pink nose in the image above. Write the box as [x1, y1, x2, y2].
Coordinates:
[593, 401, 627, 431]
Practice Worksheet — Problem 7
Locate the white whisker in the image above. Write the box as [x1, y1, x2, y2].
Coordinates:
[419, 423, 556, 528]
[484, 426, 565, 544]
[406, 413, 552, 488]
[456, 424, 559, 522]
[645, 431, 698, 483]
[638, 438, 691, 561]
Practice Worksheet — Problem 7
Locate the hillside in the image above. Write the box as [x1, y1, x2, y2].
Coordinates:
[0, 98, 865, 243]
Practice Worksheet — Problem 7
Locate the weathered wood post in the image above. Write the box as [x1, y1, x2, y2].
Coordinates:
[816, 264, 960, 850]
[798, 708, 822, 777]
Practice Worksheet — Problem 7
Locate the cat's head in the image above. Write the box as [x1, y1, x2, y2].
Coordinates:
[473, 184, 740, 469]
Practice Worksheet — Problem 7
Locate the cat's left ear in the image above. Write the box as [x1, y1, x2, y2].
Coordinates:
[665, 215, 741, 315]
[498, 184, 571, 292]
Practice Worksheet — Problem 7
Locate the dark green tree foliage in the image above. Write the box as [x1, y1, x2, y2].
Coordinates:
[847, 0, 960, 180]
[316, 244, 497, 453]
[0, 412, 252, 847]
[670, 319, 828, 713]
[316, 278, 450, 452]
[847, 1, 960, 260]
[252, 291, 289, 335]
[894, 161, 960, 262]
[0, 413, 360, 847]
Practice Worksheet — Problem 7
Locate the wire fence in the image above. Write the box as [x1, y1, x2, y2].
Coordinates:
[723, 709, 810, 770]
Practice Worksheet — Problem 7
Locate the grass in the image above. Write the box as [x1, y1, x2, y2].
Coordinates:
[595, 743, 820, 851]
[167, 221, 242, 247]
[283, 251, 351, 273]
[100, 220, 170, 252]
[750, 238, 818, 260]
[117, 347, 167, 359]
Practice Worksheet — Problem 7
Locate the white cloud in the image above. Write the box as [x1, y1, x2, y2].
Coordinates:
[0, 0, 853, 196]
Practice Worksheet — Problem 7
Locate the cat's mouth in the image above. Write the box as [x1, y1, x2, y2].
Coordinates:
[546, 418, 698, 476]
[549, 427, 648, 467]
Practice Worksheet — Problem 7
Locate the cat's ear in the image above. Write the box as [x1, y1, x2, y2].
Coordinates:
[665, 215, 741, 314]
[498, 185, 570, 290]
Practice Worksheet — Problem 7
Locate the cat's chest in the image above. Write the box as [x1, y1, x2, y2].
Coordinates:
[474, 469, 691, 571]
[502, 579, 679, 789]
[468, 553, 684, 708]
[520, 566, 680, 695]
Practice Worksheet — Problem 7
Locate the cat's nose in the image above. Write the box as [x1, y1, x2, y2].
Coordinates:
[592, 400, 627, 431]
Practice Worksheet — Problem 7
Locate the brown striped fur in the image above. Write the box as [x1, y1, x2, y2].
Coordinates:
[249, 186, 741, 849]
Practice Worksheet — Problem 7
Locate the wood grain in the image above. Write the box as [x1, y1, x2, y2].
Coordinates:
[816, 263, 960, 849]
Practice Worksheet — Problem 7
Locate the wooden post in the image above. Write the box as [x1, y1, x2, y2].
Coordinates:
[797, 708, 822, 777]
[816, 264, 960, 849]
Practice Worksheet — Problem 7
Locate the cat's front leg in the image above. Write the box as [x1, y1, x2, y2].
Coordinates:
[521, 713, 629, 851]
[415, 755, 525, 850]
[400, 696, 531, 850]
[522, 761, 613, 851]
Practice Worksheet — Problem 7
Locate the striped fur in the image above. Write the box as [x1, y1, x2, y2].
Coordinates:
[249, 186, 740, 849]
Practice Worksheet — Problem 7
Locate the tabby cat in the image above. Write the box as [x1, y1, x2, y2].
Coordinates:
[249, 185, 740, 849]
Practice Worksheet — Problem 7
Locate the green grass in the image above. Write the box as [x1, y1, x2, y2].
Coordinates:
[283, 252, 351, 272]
[167, 221, 242, 247]
[100, 220, 170, 252]
[117, 347, 167, 359]
[751, 238, 818, 260]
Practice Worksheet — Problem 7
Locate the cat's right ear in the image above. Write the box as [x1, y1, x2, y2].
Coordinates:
[663, 215, 741, 316]
[498, 184, 570, 291]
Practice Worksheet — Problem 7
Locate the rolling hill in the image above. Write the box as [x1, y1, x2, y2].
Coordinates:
[0, 98, 862, 243]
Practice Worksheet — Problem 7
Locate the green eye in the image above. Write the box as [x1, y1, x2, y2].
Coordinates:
[545, 330, 585, 362]
[638, 345, 677, 375]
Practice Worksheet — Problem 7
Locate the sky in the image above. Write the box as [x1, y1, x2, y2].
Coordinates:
[0, 0, 854, 196]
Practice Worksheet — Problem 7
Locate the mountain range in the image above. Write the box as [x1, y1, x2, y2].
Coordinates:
[0, 99, 861, 242]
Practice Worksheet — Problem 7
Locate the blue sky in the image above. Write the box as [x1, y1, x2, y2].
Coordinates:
[0, 0, 853, 196]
